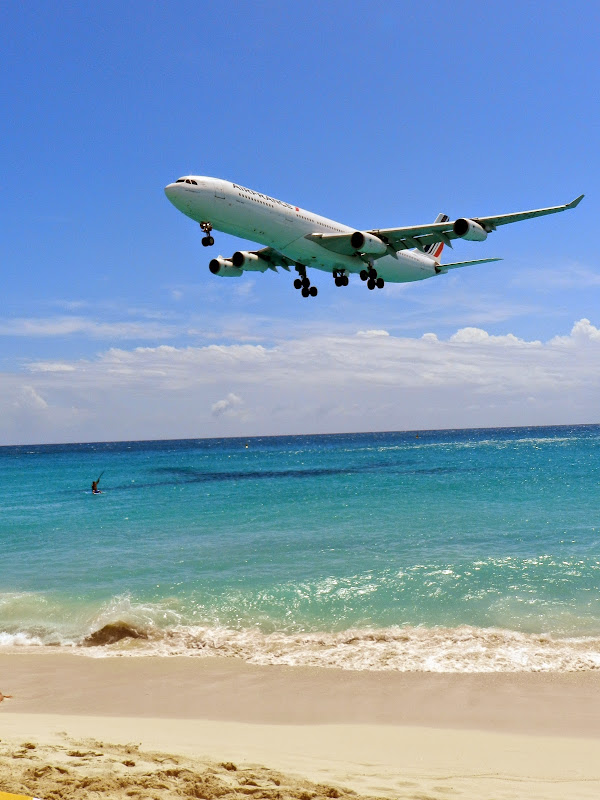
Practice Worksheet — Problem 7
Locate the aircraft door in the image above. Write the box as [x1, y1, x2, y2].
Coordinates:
[214, 181, 226, 199]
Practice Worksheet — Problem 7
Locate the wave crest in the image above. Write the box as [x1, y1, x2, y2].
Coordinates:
[3, 592, 600, 671]
[82, 622, 149, 646]
[78, 623, 600, 671]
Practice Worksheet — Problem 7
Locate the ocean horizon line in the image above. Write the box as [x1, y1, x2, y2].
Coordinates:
[2, 420, 600, 450]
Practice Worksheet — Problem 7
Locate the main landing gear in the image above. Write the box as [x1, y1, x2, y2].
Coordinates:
[293, 266, 318, 298]
[333, 269, 349, 287]
[359, 266, 384, 290]
[200, 221, 214, 247]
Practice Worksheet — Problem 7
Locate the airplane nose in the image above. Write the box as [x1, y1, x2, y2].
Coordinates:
[165, 183, 183, 208]
[164, 182, 194, 216]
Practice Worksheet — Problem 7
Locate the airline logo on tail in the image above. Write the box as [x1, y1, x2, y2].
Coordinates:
[423, 214, 449, 260]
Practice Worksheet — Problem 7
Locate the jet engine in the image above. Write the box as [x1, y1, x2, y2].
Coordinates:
[350, 231, 388, 255]
[209, 257, 243, 277]
[452, 218, 488, 242]
[231, 251, 269, 272]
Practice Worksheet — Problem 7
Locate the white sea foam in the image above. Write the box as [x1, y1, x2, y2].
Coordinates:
[0, 631, 44, 647]
[3, 591, 600, 671]
[74, 623, 600, 671]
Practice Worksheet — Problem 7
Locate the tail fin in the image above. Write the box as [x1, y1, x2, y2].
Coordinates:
[423, 213, 448, 261]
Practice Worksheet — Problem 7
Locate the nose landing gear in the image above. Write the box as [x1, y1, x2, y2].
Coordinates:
[293, 266, 318, 297]
[200, 221, 214, 247]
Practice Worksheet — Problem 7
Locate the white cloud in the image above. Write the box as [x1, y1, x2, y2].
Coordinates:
[510, 263, 600, 290]
[211, 392, 244, 418]
[0, 316, 176, 340]
[549, 318, 600, 346]
[1, 319, 600, 444]
[53, 300, 90, 311]
[382, 278, 544, 330]
[449, 327, 490, 344]
[449, 328, 540, 347]
[27, 362, 76, 373]
[232, 279, 256, 300]
[15, 386, 48, 410]
[356, 330, 390, 338]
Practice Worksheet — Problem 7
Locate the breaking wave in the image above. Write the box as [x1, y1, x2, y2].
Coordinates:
[80, 623, 600, 671]
[3, 618, 600, 673]
[2, 589, 600, 672]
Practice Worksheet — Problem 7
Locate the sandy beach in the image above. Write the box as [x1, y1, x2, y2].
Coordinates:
[1, 654, 600, 799]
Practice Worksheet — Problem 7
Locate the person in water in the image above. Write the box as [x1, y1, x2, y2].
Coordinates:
[91, 479, 102, 494]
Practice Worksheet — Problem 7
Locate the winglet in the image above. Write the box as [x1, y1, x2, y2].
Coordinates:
[567, 194, 584, 209]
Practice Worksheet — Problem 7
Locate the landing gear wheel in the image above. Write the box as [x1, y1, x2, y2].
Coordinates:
[368, 267, 377, 280]
[367, 279, 375, 290]
[207, 236, 214, 246]
[295, 266, 317, 297]
[335, 277, 342, 287]
[360, 270, 368, 281]
[342, 275, 349, 286]
[201, 237, 210, 247]
[376, 277, 384, 289]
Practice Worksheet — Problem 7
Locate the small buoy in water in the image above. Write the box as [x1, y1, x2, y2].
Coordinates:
[245, 444, 249, 448]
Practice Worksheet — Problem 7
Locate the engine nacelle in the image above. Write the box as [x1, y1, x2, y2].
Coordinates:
[350, 231, 388, 255]
[452, 218, 488, 242]
[209, 257, 243, 277]
[231, 251, 269, 272]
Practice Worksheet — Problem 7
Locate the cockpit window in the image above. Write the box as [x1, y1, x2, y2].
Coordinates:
[176, 179, 185, 183]
[191, 180, 197, 185]
[175, 178, 197, 185]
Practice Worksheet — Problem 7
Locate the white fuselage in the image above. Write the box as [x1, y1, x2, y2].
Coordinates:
[164, 176, 438, 283]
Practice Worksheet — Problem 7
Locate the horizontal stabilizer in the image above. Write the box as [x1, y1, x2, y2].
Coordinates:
[436, 257, 502, 273]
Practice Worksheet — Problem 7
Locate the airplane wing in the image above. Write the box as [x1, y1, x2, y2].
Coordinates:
[304, 233, 363, 256]
[249, 247, 296, 271]
[309, 195, 584, 256]
[211, 246, 304, 276]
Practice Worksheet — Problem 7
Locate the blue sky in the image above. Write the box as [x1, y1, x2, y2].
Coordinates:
[1, 1, 599, 444]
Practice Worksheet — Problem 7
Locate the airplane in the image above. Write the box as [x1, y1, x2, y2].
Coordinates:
[164, 177, 584, 298]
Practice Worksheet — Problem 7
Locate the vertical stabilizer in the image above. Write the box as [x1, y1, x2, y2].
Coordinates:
[423, 213, 448, 260]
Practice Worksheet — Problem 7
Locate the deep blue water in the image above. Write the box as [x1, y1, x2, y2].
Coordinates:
[1, 426, 599, 670]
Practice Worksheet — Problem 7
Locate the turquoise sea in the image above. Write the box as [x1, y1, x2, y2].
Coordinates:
[1, 426, 600, 671]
